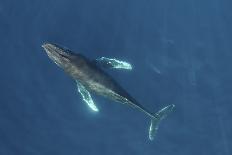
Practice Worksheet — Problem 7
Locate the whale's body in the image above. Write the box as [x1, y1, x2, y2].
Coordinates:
[42, 43, 174, 140]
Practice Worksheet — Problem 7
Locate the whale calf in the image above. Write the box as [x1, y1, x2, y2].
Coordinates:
[42, 43, 175, 140]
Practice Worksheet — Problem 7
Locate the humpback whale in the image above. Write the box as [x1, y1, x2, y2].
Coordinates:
[42, 43, 175, 140]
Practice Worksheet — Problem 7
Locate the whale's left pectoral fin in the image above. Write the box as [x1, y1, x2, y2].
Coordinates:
[95, 57, 132, 70]
[76, 81, 99, 112]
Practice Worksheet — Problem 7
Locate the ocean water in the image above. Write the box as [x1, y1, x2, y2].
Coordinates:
[0, 0, 232, 154]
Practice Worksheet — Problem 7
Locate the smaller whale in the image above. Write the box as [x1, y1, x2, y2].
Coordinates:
[42, 43, 175, 140]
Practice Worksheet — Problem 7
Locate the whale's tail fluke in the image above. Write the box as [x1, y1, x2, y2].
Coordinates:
[148, 104, 175, 141]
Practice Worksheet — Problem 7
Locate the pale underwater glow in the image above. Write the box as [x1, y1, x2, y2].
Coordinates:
[76, 81, 99, 112]
[97, 57, 132, 70]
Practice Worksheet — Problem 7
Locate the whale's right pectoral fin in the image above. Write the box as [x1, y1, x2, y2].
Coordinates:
[76, 81, 99, 112]
[95, 57, 132, 70]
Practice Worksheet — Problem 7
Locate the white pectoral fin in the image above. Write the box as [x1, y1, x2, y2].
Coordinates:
[95, 57, 132, 70]
[76, 81, 99, 112]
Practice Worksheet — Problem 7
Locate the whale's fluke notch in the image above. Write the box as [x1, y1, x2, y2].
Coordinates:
[76, 81, 99, 112]
[149, 104, 175, 140]
[95, 57, 132, 70]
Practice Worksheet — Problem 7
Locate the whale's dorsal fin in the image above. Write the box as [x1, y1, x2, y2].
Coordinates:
[95, 57, 132, 70]
[76, 81, 99, 112]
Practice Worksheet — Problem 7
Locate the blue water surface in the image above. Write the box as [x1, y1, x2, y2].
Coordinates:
[0, 0, 232, 154]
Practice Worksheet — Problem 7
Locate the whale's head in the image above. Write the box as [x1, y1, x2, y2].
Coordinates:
[42, 43, 83, 68]
[42, 43, 92, 79]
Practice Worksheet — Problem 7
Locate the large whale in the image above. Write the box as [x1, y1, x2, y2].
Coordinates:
[42, 43, 175, 140]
